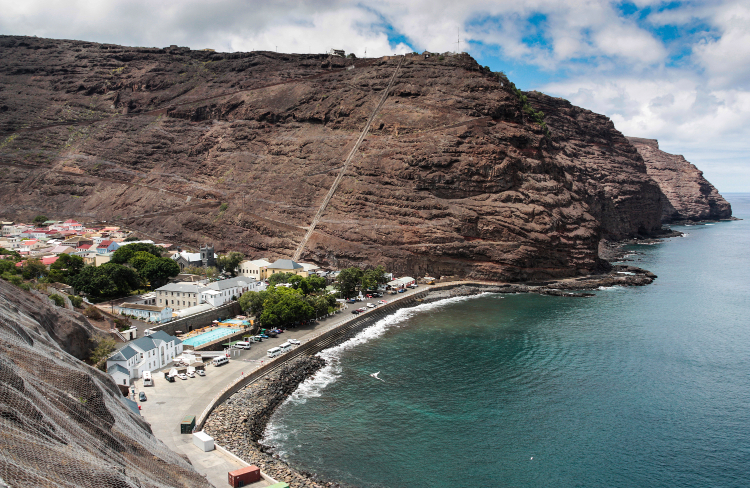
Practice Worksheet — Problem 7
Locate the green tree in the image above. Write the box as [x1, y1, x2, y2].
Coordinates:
[306, 274, 327, 292]
[238, 289, 272, 316]
[69, 264, 140, 299]
[268, 272, 296, 286]
[33, 215, 48, 225]
[68, 295, 83, 308]
[0, 248, 21, 259]
[140, 257, 180, 289]
[260, 287, 313, 328]
[99, 263, 141, 295]
[336, 267, 363, 298]
[50, 253, 85, 282]
[110, 242, 163, 264]
[363, 265, 387, 290]
[0, 259, 19, 275]
[89, 336, 116, 369]
[124, 235, 139, 242]
[130, 251, 157, 272]
[216, 251, 244, 276]
[21, 259, 48, 280]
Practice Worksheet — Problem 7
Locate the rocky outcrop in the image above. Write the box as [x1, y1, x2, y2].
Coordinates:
[0, 280, 212, 488]
[0, 35, 709, 281]
[627, 137, 732, 222]
[0, 280, 101, 359]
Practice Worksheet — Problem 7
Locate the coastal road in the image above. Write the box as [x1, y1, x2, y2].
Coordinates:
[136, 286, 427, 487]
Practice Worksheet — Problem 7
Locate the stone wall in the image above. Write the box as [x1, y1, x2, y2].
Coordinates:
[149, 301, 241, 336]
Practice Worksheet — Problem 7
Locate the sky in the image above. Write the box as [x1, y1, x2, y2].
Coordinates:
[2, 0, 749, 192]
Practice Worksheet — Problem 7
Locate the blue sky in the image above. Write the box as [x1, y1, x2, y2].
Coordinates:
[2, 0, 749, 191]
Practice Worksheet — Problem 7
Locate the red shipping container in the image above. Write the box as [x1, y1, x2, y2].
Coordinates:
[228, 465, 261, 487]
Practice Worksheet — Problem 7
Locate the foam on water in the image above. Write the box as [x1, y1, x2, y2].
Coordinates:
[597, 285, 622, 291]
[277, 294, 488, 406]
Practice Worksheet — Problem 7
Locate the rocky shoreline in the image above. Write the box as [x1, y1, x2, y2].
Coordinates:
[201, 263, 664, 488]
[203, 356, 345, 488]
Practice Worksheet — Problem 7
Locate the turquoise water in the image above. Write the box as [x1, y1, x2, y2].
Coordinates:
[181, 328, 242, 347]
[264, 194, 750, 487]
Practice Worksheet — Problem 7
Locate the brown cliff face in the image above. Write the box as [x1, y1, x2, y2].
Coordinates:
[0, 36, 672, 280]
[627, 137, 732, 222]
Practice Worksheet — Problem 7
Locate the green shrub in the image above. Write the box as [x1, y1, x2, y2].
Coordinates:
[49, 294, 64, 307]
[68, 295, 83, 308]
[219, 202, 229, 212]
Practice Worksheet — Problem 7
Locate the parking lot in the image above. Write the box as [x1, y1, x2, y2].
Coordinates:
[134, 286, 422, 487]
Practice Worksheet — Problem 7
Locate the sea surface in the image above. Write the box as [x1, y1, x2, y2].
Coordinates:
[264, 193, 750, 488]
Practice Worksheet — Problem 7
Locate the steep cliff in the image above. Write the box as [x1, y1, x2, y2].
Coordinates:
[627, 137, 732, 222]
[0, 279, 212, 487]
[0, 36, 685, 280]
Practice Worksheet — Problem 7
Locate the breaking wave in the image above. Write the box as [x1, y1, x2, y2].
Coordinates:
[282, 294, 488, 406]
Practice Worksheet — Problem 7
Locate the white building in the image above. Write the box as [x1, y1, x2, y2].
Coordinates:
[156, 283, 203, 311]
[237, 258, 272, 279]
[387, 276, 416, 289]
[200, 276, 257, 307]
[115, 303, 173, 323]
[106, 331, 183, 385]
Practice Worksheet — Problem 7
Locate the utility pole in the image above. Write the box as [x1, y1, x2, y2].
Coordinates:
[456, 27, 460, 54]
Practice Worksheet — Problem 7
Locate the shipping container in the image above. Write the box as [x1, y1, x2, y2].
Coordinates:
[180, 415, 195, 434]
[227, 465, 261, 487]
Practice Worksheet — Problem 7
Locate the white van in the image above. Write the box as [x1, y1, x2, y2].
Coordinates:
[267, 347, 281, 358]
[212, 356, 229, 367]
[142, 371, 153, 387]
[279, 342, 292, 352]
[234, 341, 251, 349]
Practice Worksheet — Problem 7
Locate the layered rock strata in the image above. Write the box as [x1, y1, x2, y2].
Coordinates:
[627, 137, 732, 222]
[0, 35, 718, 281]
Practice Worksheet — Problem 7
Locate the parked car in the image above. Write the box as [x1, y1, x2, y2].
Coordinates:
[398, 288, 406, 293]
[367, 303, 376, 308]
[366, 294, 373, 298]
[390, 291, 398, 295]
[186, 371, 195, 378]
[352, 310, 361, 314]
[197, 369, 206, 376]
[288, 339, 300, 345]
[177, 373, 187, 380]
[138, 391, 147, 402]
[378, 300, 387, 304]
[347, 299, 357, 304]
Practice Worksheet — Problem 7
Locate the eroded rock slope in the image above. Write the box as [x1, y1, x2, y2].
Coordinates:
[0, 35, 723, 280]
[0, 279, 211, 488]
[627, 137, 731, 222]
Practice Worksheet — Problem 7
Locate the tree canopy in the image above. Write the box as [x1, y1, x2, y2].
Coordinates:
[239, 276, 338, 328]
[48, 253, 85, 283]
[33, 215, 48, 224]
[110, 242, 163, 264]
[216, 251, 244, 276]
[69, 263, 140, 299]
[140, 257, 180, 289]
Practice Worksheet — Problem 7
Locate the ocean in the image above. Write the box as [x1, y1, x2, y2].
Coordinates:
[263, 193, 750, 487]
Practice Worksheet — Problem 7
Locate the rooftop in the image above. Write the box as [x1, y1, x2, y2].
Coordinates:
[267, 258, 303, 270]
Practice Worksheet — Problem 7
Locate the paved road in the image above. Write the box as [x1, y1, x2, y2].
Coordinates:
[135, 286, 425, 487]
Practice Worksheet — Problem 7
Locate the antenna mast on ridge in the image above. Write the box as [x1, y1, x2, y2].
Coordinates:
[456, 27, 460, 54]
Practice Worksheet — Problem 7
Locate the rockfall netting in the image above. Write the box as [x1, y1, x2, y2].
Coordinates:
[0, 286, 212, 488]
